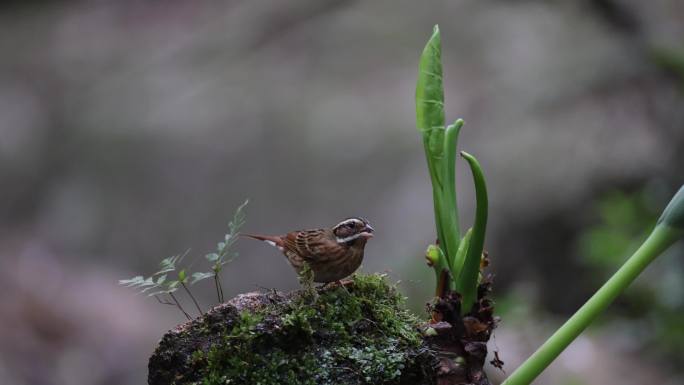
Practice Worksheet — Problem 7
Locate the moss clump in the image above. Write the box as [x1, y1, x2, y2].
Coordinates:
[148, 273, 430, 385]
[200, 274, 423, 385]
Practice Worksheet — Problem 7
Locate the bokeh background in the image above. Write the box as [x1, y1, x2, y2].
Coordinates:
[1, 1, 683, 384]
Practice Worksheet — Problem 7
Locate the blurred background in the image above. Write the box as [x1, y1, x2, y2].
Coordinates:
[1, 1, 682, 384]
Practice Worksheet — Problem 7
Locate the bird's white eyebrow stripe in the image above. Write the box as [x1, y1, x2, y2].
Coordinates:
[338, 218, 364, 228]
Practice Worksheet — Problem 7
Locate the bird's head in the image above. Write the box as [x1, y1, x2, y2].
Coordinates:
[332, 217, 374, 244]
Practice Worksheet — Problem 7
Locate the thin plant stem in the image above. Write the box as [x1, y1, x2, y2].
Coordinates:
[169, 292, 192, 320]
[154, 295, 175, 306]
[181, 282, 204, 315]
[213, 274, 222, 303]
[217, 276, 224, 303]
[502, 225, 680, 385]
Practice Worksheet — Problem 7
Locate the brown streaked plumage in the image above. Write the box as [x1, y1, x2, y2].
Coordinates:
[241, 217, 374, 283]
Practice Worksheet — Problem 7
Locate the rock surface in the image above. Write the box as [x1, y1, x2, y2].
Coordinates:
[148, 274, 497, 385]
[149, 274, 433, 385]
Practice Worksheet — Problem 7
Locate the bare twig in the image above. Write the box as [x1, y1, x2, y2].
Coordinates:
[181, 282, 204, 315]
[217, 275, 225, 303]
[214, 274, 222, 303]
[154, 295, 175, 306]
[169, 292, 192, 320]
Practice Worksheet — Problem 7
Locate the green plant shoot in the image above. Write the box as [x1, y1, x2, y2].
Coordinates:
[416, 24, 489, 314]
[503, 185, 684, 385]
[119, 200, 249, 318]
[455, 152, 488, 312]
[119, 252, 193, 320]
[192, 199, 249, 303]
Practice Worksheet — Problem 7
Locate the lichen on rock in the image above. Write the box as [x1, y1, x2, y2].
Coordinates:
[148, 274, 435, 385]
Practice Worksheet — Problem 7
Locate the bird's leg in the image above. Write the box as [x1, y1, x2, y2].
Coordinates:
[318, 281, 336, 291]
[335, 280, 352, 296]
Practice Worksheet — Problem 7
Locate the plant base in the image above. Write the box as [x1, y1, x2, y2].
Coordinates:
[422, 276, 498, 385]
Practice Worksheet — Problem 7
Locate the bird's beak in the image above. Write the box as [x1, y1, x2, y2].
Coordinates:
[361, 224, 375, 238]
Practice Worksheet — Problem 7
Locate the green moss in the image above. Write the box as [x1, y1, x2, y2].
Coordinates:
[198, 274, 423, 385]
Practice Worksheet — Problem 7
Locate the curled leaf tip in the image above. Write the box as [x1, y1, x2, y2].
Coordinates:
[446, 119, 464, 133]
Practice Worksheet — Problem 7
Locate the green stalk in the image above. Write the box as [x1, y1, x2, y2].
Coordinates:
[502, 185, 684, 385]
[443, 120, 464, 269]
[452, 228, 473, 291]
[658, 185, 684, 231]
[503, 227, 678, 385]
[456, 151, 488, 313]
[417, 25, 450, 264]
[416, 25, 483, 297]
[424, 140, 448, 255]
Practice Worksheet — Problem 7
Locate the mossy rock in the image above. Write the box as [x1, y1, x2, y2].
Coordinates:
[148, 274, 437, 385]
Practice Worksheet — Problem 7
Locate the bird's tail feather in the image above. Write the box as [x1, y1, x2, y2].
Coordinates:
[240, 233, 283, 248]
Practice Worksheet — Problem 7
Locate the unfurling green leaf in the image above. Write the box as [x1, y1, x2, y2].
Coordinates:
[178, 269, 187, 283]
[206, 253, 220, 262]
[416, 25, 445, 136]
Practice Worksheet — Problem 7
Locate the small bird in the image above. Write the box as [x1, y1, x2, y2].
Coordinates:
[242, 217, 374, 283]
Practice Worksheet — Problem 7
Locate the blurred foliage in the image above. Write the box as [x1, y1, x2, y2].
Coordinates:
[578, 189, 684, 369]
[652, 48, 684, 89]
[578, 190, 657, 268]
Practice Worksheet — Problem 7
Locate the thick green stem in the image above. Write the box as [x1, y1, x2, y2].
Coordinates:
[456, 151, 488, 313]
[502, 225, 680, 385]
[443, 120, 464, 269]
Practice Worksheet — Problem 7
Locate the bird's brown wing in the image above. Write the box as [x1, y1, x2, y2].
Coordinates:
[281, 229, 337, 263]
